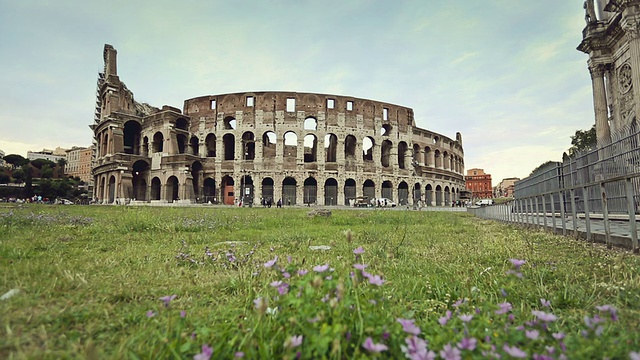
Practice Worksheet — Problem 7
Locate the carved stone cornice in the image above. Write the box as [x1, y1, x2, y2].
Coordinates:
[590, 63, 608, 78]
[622, 18, 640, 40]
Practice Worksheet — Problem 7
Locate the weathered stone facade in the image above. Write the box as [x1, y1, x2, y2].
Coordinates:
[578, 0, 640, 144]
[91, 44, 465, 206]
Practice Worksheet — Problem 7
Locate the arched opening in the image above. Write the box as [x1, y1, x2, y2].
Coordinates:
[324, 178, 338, 206]
[240, 175, 254, 205]
[424, 146, 431, 167]
[142, 136, 149, 157]
[242, 132, 255, 160]
[363, 137, 374, 162]
[189, 136, 199, 156]
[381, 140, 392, 167]
[223, 134, 235, 160]
[108, 175, 116, 204]
[344, 178, 356, 205]
[398, 141, 408, 169]
[435, 150, 442, 168]
[398, 181, 409, 205]
[222, 175, 235, 205]
[224, 116, 236, 130]
[176, 134, 187, 154]
[282, 177, 297, 206]
[203, 178, 216, 203]
[284, 131, 298, 159]
[151, 177, 161, 200]
[152, 132, 164, 153]
[123, 121, 142, 155]
[425, 184, 433, 206]
[166, 176, 179, 202]
[381, 124, 392, 136]
[443, 151, 449, 170]
[382, 180, 393, 199]
[363, 179, 375, 200]
[132, 160, 150, 201]
[436, 185, 443, 206]
[324, 133, 337, 162]
[303, 177, 317, 204]
[205, 134, 216, 157]
[191, 161, 203, 201]
[175, 118, 189, 130]
[304, 117, 317, 130]
[262, 177, 274, 202]
[413, 144, 421, 165]
[99, 177, 106, 202]
[345, 135, 357, 160]
[444, 186, 451, 206]
[413, 183, 422, 204]
[304, 134, 317, 163]
[262, 132, 277, 159]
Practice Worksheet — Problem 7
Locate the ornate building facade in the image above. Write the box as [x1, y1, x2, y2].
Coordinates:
[465, 168, 492, 200]
[578, 0, 640, 144]
[91, 45, 465, 206]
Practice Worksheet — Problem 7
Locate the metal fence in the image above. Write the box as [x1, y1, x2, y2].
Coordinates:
[470, 123, 640, 252]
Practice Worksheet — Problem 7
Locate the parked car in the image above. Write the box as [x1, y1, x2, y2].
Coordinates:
[371, 198, 397, 207]
[475, 199, 493, 206]
[354, 196, 370, 208]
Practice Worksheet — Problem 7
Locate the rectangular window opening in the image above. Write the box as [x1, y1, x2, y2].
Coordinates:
[327, 99, 335, 109]
[246, 96, 255, 107]
[286, 98, 296, 112]
[383, 108, 389, 120]
[346, 101, 353, 111]
[210, 99, 216, 110]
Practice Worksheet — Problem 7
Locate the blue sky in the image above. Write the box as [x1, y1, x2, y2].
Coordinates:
[0, 0, 593, 185]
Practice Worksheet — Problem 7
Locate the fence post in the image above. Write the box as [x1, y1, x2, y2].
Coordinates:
[542, 194, 548, 230]
[600, 182, 612, 249]
[624, 177, 638, 252]
[560, 189, 567, 236]
[583, 186, 591, 242]
[550, 192, 557, 233]
[570, 188, 578, 239]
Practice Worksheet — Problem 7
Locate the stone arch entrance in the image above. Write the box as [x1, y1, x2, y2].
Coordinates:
[166, 176, 179, 202]
[303, 177, 317, 205]
[344, 178, 356, 205]
[221, 175, 235, 205]
[132, 160, 150, 201]
[282, 177, 297, 205]
[151, 177, 161, 200]
[262, 177, 274, 202]
[203, 178, 216, 203]
[363, 179, 375, 200]
[324, 178, 338, 206]
[398, 181, 409, 205]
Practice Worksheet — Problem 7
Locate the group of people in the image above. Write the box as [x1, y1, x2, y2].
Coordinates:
[260, 197, 283, 208]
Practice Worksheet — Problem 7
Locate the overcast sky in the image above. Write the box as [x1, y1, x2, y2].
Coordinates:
[0, 0, 594, 185]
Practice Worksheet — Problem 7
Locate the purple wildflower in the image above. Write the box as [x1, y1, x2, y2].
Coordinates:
[235, 352, 244, 358]
[313, 264, 330, 272]
[457, 337, 477, 351]
[353, 263, 368, 270]
[509, 258, 526, 269]
[397, 318, 422, 335]
[458, 314, 473, 323]
[552, 332, 565, 340]
[194, 344, 213, 360]
[287, 335, 303, 348]
[264, 256, 278, 268]
[440, 343, 462, 360]
[533, 355, 554, 360]
[362, 337, 388, 353]
[353, 246, 365, 254]
[438, 310, 452, 326]
[506, 270, 523, 278]
[526, 329, 540, 340]
[180, 310, 186, 318]
[629, 351, 640, 360]
[270, 280, 283, 287]
[282, 272, 291, 279]
[540, 298, 551, 307]
[501, 288, 508, 297]
[146, 310, 155, 318]
[452, 298, 466, 307]
[159, 294, 177, 308]
[532, 310, 557, 322]
[277, 284, 289, 295]
[368, 274, 385, 286]
[503, 344, 527, 358]
[287, 255, 292, 263]
[401, 336, 436, 360]
[297, 269, 308, 276]
[495, 301, 513, 315]
[596, 304, 618, 321]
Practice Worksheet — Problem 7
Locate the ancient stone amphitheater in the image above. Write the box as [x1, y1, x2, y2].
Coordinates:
[92, 45, 465, 206]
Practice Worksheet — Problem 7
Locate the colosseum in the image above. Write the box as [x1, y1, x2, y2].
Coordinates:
[91, 44, 466, 206]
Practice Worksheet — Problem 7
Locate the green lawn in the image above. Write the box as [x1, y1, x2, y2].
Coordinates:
[1, 205, 639, 359]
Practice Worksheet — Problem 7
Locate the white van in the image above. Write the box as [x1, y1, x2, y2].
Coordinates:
[475, 199, 493, 206]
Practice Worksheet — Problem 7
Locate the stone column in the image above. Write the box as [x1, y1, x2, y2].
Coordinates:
[625, 20, 640, 127]
[590, 64, 611, 144]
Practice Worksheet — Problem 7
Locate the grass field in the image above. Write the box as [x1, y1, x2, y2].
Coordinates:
[1, 205, 639, 359]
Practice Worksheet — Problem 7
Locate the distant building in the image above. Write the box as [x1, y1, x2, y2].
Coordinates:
[65, 146, 94, 184]
[494, 177, 520, 198]
[27, 147, 68, 163]
[466, 168, 492, 199]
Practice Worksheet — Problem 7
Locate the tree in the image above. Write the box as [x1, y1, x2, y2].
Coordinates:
[57, 158, 67, 177]
[568, 124, 597, 156]
[11, 168, 25, 183]
[31, 158, 56, 169]
[3, 154, 29, 167]
[41, 165, 53, 178]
